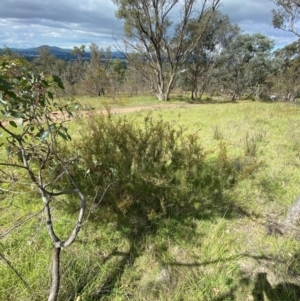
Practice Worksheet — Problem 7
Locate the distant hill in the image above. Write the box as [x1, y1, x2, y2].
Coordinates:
[1, 45, 126, 61]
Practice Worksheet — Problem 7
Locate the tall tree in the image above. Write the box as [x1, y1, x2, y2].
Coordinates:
[272, 0, 300, 37]
[272, 40, 300, 100]
[83, 43, 111, 96]
[33, 47, 66, 81]
[64, 45, 86, 95]
[33, 46, 57, 75]
[177, 11, 240, 100]
[112, 0, 221, 100]
[218, 33, 274, 101]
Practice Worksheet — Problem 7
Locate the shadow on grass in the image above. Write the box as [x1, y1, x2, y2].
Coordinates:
[78, 200, 252, 301]
[91, 247, 136, 299]
[213, 271, 300, 301]
[84, 199, 258, 300]
[163, 253, 284, 268]
[160, 253, 300, 301]
[252, 272, 300, 301]
[88, 250, 300, 300]
[79, 182, 260, 300]
[186, 99, 236, 105]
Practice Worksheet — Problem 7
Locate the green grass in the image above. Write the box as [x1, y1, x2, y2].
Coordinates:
[59, 94, 174, 110]
[58, 92, 228, 111]
[2, 101, 300, 300]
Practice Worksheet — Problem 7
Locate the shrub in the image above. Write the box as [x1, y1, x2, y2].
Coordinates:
[70, 113, 261, 236]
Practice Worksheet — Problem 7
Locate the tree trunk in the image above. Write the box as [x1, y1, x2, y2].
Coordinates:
[231, 92, 239, 101]
[156, 91, 165, 101]
[164, 74, 176, 101]
[191, 89, 195, 100]
[156, 77, 165, 100]
[48, 247, 61, 301]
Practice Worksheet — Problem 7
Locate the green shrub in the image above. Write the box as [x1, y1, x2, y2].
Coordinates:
[70, 113, 261, 236]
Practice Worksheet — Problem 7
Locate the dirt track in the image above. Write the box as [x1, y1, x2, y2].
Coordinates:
[73, 103, 190, 117]
[55, 103, 192, 122]
[1, 103, 192, 127]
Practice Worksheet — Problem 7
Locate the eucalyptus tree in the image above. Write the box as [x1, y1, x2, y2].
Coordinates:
[83, 43, 111, 96]
[177, 11, 240, 100]
[123, 61, 150, 96]
[33, 47, 66, 81]
[218, 33, 274, 101]
[64, 45, 86, 95]
[33, 46, 57, 75]
[272, 0, 300, 37]
[272, 40, 300, 100]
[112, 0, 221, 100]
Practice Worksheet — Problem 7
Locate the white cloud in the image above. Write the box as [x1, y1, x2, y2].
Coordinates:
[0, 0, 298, 49]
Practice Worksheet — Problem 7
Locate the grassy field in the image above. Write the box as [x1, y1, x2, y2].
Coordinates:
[1, 99, 300, 301]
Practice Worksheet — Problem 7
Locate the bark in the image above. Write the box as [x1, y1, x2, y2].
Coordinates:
[48, 247, 61, 301]
[231, 92, 239, 101]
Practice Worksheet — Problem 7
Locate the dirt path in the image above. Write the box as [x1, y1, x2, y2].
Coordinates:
[73, 103, 190, 117]
[1, 103, 192, 127]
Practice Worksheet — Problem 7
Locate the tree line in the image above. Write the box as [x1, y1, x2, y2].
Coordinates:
[1, 1, 299, 103]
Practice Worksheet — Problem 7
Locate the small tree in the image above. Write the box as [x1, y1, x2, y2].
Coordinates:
[0, 59, 86, 301]
[83, 44, 112, 96]
[64, 45, 86, 95]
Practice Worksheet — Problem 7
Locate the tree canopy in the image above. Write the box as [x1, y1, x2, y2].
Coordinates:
[112, 0, 221, 100]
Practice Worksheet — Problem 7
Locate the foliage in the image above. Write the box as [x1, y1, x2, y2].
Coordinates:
[272, 40, 300, 100]
[218, 33, 274, 100]
[72, 113, 261, 238]
[112, 0, 221, 100]
[0, 59, 86, 301]
[33, 46, 65, 77]
[177, 11, 240, 100]
[0, 60, 68, 134]
[272, 0, 300, 37]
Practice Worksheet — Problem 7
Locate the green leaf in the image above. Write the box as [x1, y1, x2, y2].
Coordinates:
[10, 112, 21, 118]
[42, 80, 49, 86]
[52, 75, 64, 89]
[0, 132, 2, 137]
[57, 131, 68, 140]
[47, 91, 54, 100]
[6, 90, 17, 98]
[40, 130, 49, 141]
[0, 78, 12, 91]
[9, 121, 17, 128]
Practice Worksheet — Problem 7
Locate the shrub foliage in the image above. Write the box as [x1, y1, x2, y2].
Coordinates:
[72, 113, 261, 236]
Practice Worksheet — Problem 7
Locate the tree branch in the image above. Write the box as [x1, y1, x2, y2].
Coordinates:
[0, 251, 30, 290]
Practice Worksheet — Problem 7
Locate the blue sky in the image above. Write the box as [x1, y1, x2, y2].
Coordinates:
[0, 0, 297, 50]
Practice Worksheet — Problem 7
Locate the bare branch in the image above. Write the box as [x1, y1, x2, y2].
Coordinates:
[0, 206, 45, 239]
[83, 182, 115, 224]
[0, 251, 30, 290]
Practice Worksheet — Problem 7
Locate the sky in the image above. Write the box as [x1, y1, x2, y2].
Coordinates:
[0, 0, 298, 50]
